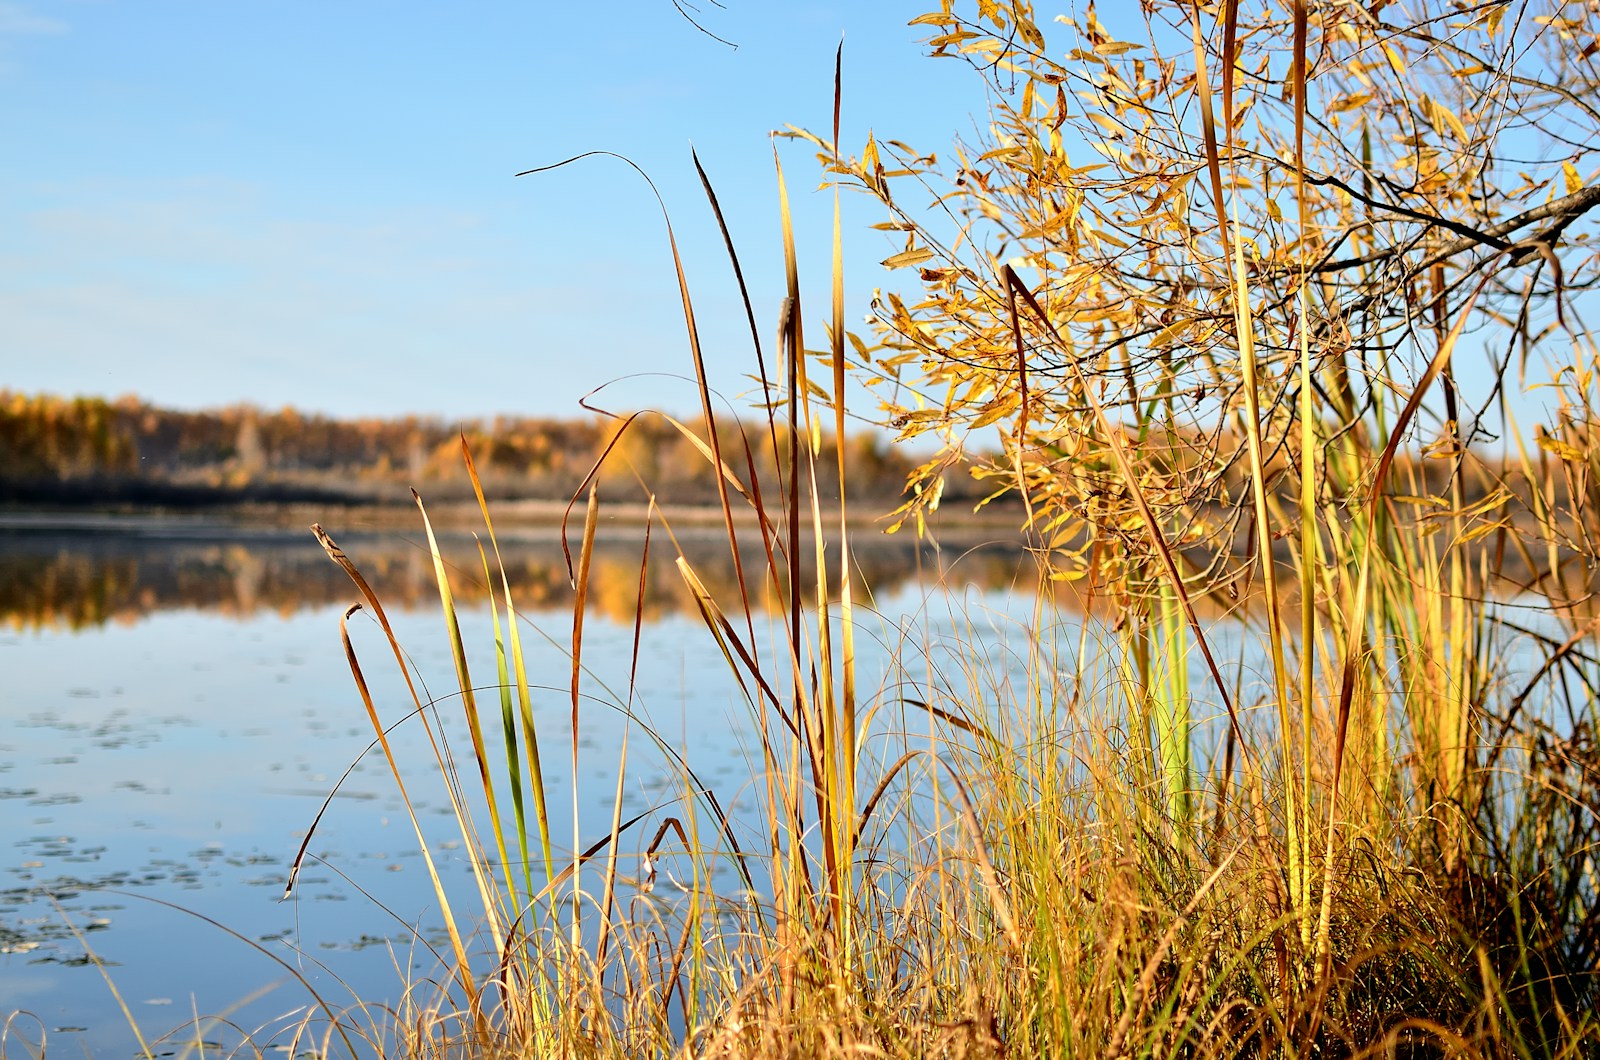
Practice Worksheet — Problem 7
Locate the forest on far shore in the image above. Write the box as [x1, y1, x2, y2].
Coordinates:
[0, 389, 973, 514]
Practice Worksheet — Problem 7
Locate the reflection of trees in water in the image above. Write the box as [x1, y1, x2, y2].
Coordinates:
[0, 530, 1037, 632]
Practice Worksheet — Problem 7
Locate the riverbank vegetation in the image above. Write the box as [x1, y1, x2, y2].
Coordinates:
[30, 1, 1600, 1056]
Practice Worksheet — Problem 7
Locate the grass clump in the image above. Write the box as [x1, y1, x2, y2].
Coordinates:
[289, 3, 1600, 1056]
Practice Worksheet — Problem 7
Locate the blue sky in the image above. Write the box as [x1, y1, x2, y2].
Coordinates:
[0, 1, 989, 421]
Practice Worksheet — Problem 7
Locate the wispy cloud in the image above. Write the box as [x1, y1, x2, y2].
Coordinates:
[0, 2, 67, 36]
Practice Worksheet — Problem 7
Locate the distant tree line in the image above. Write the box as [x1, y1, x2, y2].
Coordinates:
[0, 390, 998, 512]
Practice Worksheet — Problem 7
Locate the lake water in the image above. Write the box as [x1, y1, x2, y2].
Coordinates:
[11, 512, 1579, 1056]
[0, 512, 1040, 1055]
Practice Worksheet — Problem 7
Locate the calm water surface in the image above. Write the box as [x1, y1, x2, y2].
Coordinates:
[8, 513, 1583, 1055]
[0, 513, 1037, 1055]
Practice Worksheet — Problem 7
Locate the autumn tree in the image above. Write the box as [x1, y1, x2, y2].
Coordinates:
[815, 0, 1600, 600]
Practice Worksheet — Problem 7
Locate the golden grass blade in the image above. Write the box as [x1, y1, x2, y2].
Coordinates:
[313, 605, 481, 1025]
[598, 511, 652, 968]
[414, 490, 513, 938]
[502, 592, 553, 886]
[558, 409, 641, 584]
[311, 527, 487, 1018]
[772, 147, 825, 1010]
[854, 748, 923, 844]
[283, 607, 421, 901]
[568, 482, 600, 951]
[1283, 0, 1335, 967]
[775, 149, 806, 683]
[830, 41, 859, 867]
[627, 508, 652, 703]
[461, 433, 554, 891]
[899, 696, 989, 739]
[476, 537, 533, 901]
[1229, 199, 1302, 938]
[524, 807, 657, 904]
[595, 723, 629, 969]
[803, 426, 844, 913]
[691, 148, 771, 398]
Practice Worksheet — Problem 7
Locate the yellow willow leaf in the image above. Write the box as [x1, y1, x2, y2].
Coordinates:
[1419, 94, 1444, 136]
[901, 409, 946, 427]
[979, 145, 1023, 162]
[1381, 42, 1408, 76]
[1329, 91, 1373, 114]
[1048, 520, 1086, 549]
[1072, 304, 1125, 323]
[971, 397, 1015, 429]
[1538, 433, 1587, 462]
[1564, 161, 1584, 194]
[863, 133, 880, 175]
[1095, 40, 1140, 55]
[1437, 102, 1470, 146]
[1147, 318, 1193, 348]
[882, 247, 936, 269]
